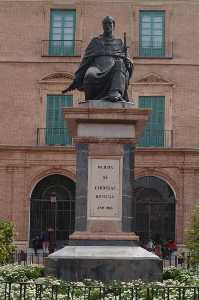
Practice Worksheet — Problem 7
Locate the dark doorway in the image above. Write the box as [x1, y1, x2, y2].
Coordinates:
[30, 174, 75, 248]
[134, 176, 176, 244]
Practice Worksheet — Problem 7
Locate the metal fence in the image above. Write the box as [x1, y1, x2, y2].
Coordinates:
[163, 253, 192, 269]
[41, 40, 82, 57]
[8, 251, 45, 266]
[132, 41, 173, 58]
[8, 250, 195, 270]
[137, 129, 174, 148]
[1, 283, 199, 300]
[36, 128, 72, 146]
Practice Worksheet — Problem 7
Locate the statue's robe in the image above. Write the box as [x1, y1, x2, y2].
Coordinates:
[73, 35, 133, 101]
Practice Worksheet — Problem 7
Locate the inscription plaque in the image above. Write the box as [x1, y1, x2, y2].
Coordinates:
[87, 158, 122, 219]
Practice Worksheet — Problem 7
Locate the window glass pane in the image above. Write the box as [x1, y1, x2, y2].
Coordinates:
[142, 29, 151, 35]
[64, 21, 73, 26]
[154, 30, 162, 36]
[54, 16, 62, 21]
[154, 16, 163, 23]
[64, 15, 74, 21]
[64, 35, 73, 41]
[142, 36, 151, 42]
[52, 34, 61, 40]
[64, 41, 73, 46]
[142, 41, 151, 47]
[64, 28, 73, 33]
[142, 23, 151, 29]
[153, 22, 162, 30]
[53, 21, 62, 27]
[142, 15, 151, 22]
[52, 28, 62, 34]
[153, 36, 162, 45]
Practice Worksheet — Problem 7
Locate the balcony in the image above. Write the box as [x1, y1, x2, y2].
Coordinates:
[41, 40, 82, 57]
[37, 128, 72, 146]
[132, 41, 173, 59]
[137, 129, 174, 148]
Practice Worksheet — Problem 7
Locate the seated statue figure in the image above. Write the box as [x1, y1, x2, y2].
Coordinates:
[62, 16, 133, 102]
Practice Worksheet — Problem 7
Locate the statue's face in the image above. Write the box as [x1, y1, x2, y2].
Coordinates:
[103, 18, 114, 35]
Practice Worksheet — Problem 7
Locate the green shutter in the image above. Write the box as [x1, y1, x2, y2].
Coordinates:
[139, 11, 165, 57]
[49, 10, 76, 56]
[46, 95, 73, 145]
[138, 96, 165, 147]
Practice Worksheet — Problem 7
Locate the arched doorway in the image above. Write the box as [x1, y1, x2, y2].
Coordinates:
[30, 174, 75, 248]
[134, 176, 176, 244]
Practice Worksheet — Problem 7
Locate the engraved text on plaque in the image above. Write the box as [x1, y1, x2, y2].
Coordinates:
[87, 158, 122, 219]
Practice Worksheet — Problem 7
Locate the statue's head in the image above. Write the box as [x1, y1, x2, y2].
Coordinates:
[102, 16, 115, 35]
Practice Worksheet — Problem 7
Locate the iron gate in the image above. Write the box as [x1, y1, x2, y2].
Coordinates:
[29, 174, 75, 248]
[30, 198, 75, 247]
[135, 176, 176, 244]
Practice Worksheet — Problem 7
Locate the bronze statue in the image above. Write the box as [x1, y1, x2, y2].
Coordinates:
[62, 16, 133, 102]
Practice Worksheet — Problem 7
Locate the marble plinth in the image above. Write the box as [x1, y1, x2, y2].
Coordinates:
[46, 246, 162, 282]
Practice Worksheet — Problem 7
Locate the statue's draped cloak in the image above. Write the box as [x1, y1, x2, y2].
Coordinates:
[73, 35, 133, 100]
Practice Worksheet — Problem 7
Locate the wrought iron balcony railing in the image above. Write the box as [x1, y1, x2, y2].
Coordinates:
[132, 41, 173, 58]
[37, 128, 173, 148]
[36, 128, 72, 146]
[41, 40, 82, 57]
[137, 129, 174, 148]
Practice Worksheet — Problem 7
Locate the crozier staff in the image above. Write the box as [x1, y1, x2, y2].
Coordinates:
[62, 16, 133, 102]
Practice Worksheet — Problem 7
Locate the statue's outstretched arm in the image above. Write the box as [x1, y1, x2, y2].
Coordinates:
[62, 81, 78, 94]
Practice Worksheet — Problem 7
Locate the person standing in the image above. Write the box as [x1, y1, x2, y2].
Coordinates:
[41, 231, 49, 254]
[146, 238, 154, 252]
[32, 236, 40, 255]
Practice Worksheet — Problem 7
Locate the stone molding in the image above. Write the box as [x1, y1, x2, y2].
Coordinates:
[133, 72, 174, 86]
[39, 72, 74, 84]
[74, 137, 136, 144]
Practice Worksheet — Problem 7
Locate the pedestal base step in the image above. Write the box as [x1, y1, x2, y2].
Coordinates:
[46, 246, 162, 282]
[69, 231, 139, 246]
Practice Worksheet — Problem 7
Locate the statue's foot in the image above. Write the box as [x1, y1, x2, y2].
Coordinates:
[110, 96, 127, 102]
[102, 93, 126, 102]
[110, 96, 124, 102]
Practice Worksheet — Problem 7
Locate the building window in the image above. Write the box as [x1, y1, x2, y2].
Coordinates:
[139, 11, 165, 57]
[45, 95, 73, 145]
[138, 96, 165, 147]
[49, 10, 76, 56]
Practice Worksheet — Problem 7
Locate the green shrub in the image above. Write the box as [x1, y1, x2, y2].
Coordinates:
[0, 219, 16, 264]
[163, 266, 192, 282]
[185, 204, 199, 265]
[0, 265, 44, 283]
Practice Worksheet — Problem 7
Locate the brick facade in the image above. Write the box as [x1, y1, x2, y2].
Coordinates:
[0, 0, 199, 248]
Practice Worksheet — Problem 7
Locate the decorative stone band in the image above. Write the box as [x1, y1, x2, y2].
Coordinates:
[74, 137, 137, 144]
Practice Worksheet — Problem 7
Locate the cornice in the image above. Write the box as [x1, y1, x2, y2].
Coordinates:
[0, 145, 75, 153]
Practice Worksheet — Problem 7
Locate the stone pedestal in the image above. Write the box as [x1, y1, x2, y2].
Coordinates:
[46, 100, 162, 282]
